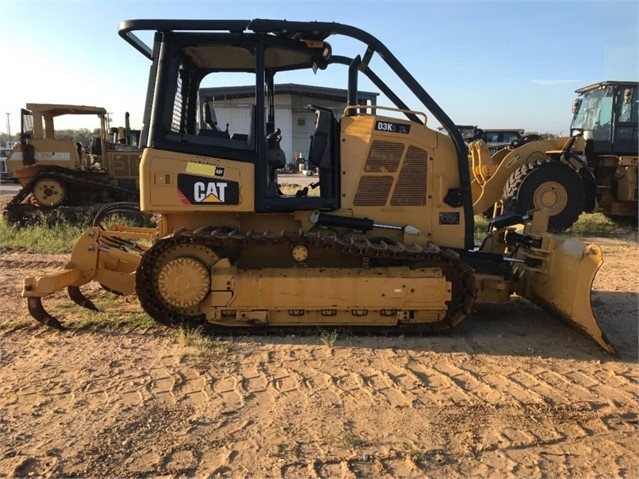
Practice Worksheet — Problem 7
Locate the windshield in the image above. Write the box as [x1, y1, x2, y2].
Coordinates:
[571, 88, 613, 131]
[483, 131, 522, 143]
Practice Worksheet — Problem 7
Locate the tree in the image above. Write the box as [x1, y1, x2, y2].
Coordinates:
[523, 131, 557, 139]
[0, 132, 19, 148]
[55, 128, 99, 146]
[1, 128, 103, 148]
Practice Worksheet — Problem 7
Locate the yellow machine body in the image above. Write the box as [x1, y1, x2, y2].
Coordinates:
[469, 80, 639, 229]
[4, 104, 141, 224]
[140, 112, 467, 250]
[469, 137, 568, 215]
[18, 18, 617, 355]
[21, 111, 616, 354]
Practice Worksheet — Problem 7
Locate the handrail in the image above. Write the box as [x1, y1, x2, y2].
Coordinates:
[343, 105, 428, 125]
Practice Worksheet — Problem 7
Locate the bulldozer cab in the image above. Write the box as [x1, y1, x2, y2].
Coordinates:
[14, 104, 109, 170]
[120, 20, 473, 247]
[120, 19, 475, 248]
[570, 81, 638, 156]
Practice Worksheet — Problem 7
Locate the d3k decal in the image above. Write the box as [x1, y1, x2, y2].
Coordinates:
[177, 173, 240, 205]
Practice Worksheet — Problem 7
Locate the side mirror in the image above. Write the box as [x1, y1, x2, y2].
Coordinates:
[571, 128, 585, 138]
[461, 130, 475, 141]
[624, 88, 633, 104]
[572, 98, 582, 115]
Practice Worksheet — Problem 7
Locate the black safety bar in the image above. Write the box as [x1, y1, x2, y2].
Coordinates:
[118, 18, 474, 249]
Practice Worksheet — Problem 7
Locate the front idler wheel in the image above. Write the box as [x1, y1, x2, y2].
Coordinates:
[135, 236, 220, 327]
[157, 256, 211, 312]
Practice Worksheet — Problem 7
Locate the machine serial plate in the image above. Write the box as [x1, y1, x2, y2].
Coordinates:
[374, 120, 411, 134]
[439, 212, 460, 225]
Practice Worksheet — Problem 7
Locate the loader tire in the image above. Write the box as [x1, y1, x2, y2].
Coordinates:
[502, 160, 584, 232]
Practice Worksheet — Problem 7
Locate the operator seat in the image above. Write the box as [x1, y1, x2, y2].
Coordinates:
[198, 102, 230, 139]
[266, 128, 286, 195]
[307, 106, 338, 199]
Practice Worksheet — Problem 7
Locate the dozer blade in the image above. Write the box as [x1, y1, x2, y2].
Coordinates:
[27, 297, 65, 330]
[516, 237, 617, 355]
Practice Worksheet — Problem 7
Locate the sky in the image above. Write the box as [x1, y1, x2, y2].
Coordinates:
[0, 0, 637, 136]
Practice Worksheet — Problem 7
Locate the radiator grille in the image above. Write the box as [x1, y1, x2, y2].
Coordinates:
[364, 140, 404, 172]
[22, 110, 34, 136]
[390, 145, 428, 206]
[353, 176, 394, 206]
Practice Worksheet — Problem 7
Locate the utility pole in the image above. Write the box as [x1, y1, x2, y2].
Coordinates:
[5, 112, 10, 148]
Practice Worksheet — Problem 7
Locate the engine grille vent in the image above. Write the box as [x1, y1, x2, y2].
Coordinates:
[364, 140, 404, 173]
[353, 176, 394, 206]
[390, 146, 428, 206]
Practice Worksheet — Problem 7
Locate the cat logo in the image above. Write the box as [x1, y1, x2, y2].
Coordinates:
[194, 181, 227, 203]
[177, 173, 240, 205]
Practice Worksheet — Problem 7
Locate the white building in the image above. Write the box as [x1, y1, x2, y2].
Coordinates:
[199, 83, 378, 165]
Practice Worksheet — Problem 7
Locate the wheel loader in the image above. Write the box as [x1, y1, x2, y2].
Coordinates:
[4, 104, 142, 225]
[19, 19, 616, 355]
[470, 81, 638, 231]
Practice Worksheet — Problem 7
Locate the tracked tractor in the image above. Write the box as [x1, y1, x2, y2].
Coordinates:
[470, 81, 638, 231]
[4, 104, 142, 225]
[19, 19, 616, 355]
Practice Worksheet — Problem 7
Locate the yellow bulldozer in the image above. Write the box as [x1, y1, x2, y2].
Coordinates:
[19, 19, 616, 355]
[4, 103, 142, 225]
[470, 81, 638, 231]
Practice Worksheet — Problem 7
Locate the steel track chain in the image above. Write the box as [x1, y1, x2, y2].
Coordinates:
[3, 167, 138, 225]
[135, 227, 477, 331]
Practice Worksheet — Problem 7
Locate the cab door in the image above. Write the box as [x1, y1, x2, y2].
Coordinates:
[612, 85, 638, 155]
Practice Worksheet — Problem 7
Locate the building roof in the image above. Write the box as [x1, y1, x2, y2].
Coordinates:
[200, 83, 378, 103]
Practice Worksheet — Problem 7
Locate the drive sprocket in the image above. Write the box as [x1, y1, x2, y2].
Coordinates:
[31, 177, 67, 208]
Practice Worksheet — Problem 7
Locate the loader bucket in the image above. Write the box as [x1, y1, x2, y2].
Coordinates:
[515, 236, 616, 355]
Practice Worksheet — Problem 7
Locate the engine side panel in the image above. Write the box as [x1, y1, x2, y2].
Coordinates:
[340, 115, 467, 249]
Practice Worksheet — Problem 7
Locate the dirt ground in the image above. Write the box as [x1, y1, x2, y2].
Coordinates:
[0, 232, 637, 478]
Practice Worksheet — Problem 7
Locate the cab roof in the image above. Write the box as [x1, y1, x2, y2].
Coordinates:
[575, 81, 638, 95]
[25, 104, 107, 117]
